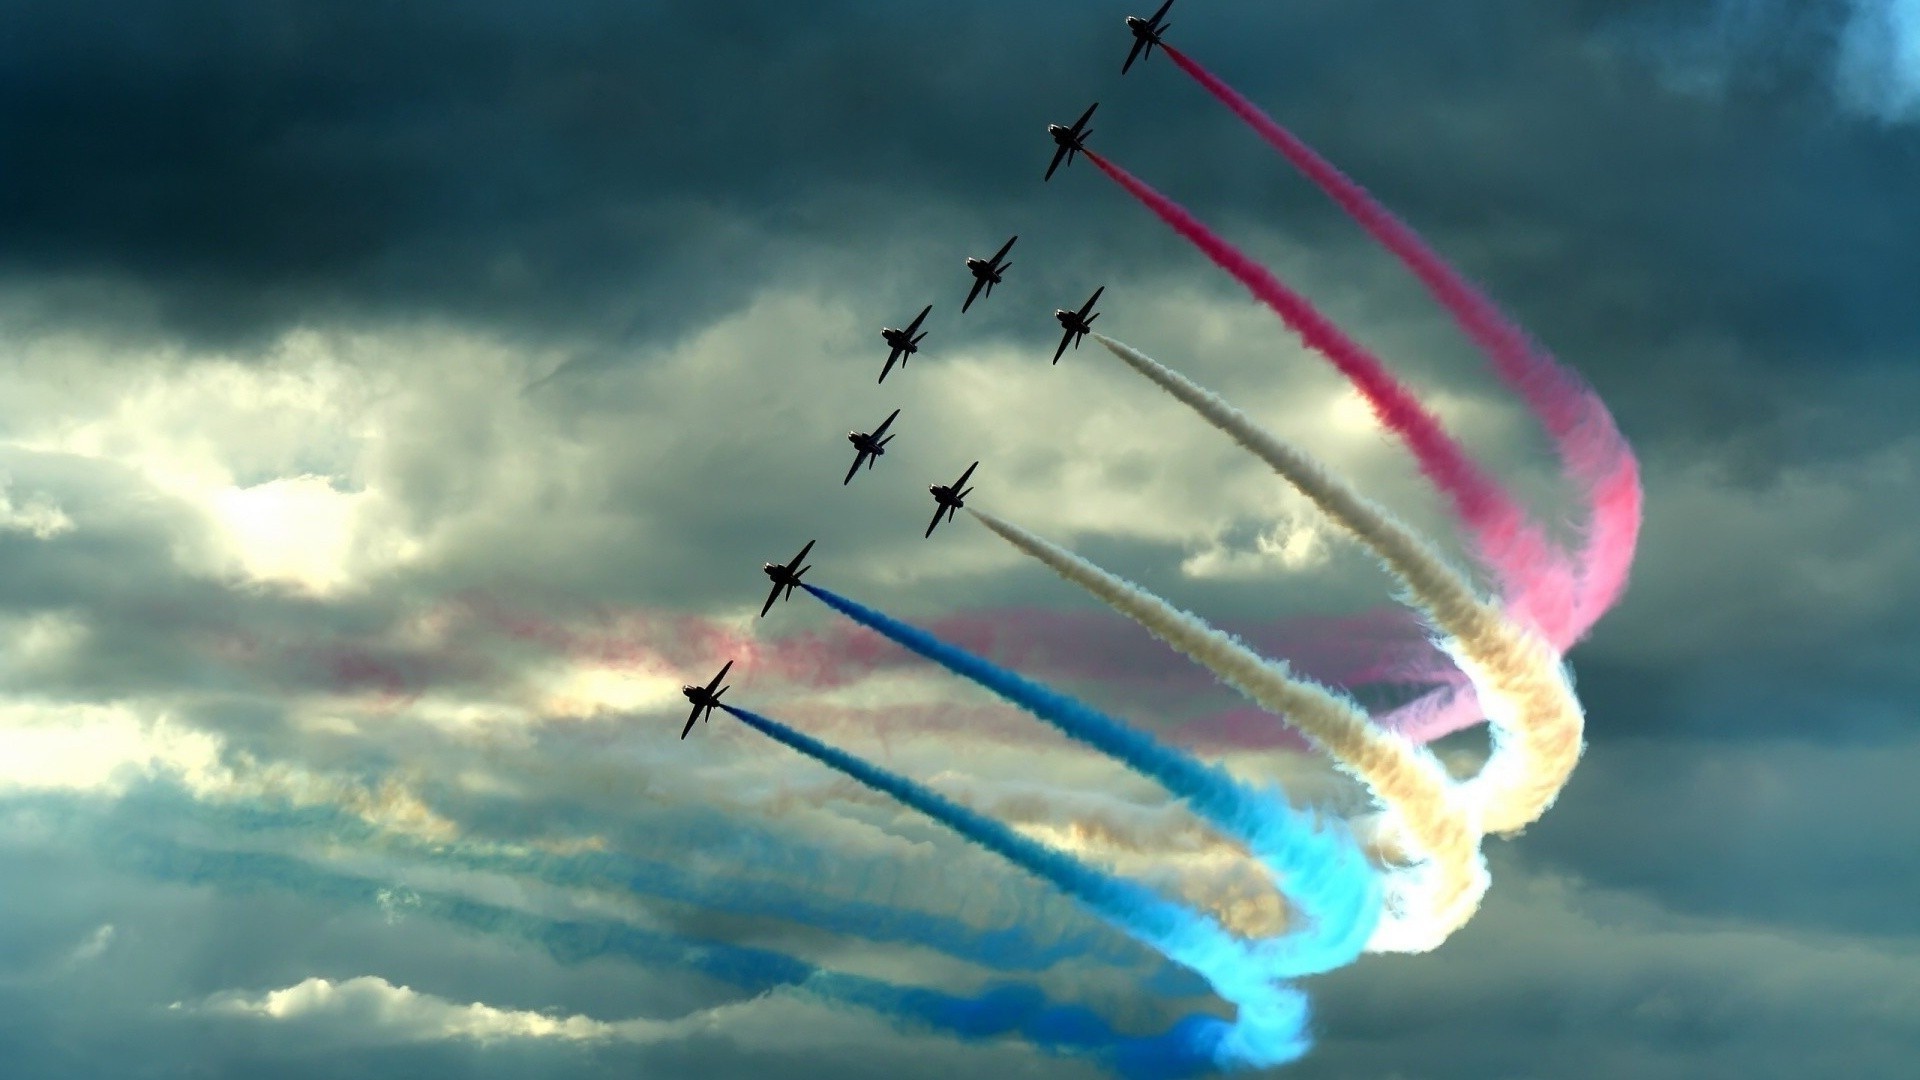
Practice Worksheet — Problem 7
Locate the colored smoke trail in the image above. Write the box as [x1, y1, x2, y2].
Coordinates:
[722, 702, 1341, 1072]
[104, 823, 1185, 1076]
[968, 507, 1482, 954]
[1089, 334, 1584, 844]
[1159, 43, 1642, 642]
[1082, 149, 1576, 625]
[802, 583, 1379, 975]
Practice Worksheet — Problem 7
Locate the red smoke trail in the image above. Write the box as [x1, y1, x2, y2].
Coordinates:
[1083, 149, 1576, 629]
[1159, 44, 1641, 643]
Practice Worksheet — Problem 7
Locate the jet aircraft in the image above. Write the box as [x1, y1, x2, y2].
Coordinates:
[962, 234, 1017, 313]
[844, 408, 901, 484]
[1122, 0, 1175, 74]
[1052, 286, 1105, 362]
[1044, 102, 1098, 182]
[925, 461, 978, 538]
[680, 660, 732, 738]
[758, 540, 815, 618]
[879, 304, 932, 383]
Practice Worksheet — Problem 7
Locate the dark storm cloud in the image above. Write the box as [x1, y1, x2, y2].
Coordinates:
[2, 0, 1912, 412]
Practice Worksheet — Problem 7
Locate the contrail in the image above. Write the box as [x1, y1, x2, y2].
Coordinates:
[1158, 43, 1642, 641]
[105, 822, 1203, 1077]
[722, 702, 1350, 1071]
[801, 582, 1379, 976]
[1088, 334, 1583, 842]
[965, 508, 1484, 953]
[1081, 148, 1576, 625]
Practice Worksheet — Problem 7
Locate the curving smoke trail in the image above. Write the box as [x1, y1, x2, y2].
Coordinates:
[1157, 42, 1642, 644]
[102, 820, 1194, 1077]
[800, 583, 1379, 973]
[967, 507, 1482, 953]
[1089, 334, 1584, 843]
[722, 702, 1352, 1072]
[1081, 149, 1575, 625]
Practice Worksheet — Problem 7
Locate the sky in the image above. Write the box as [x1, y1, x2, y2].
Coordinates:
[1, 0, 1917, 1076]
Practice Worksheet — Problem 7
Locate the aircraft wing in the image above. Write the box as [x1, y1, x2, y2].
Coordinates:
[1153, 0, 1176, 23]
[872, 408, 900, 439]
[1123, 35, 1148, 74]
[1080, 286, 1105, 317]
[992, 234, 1018, 263]
[925, 503, 947, 539]
[681, 704, 701, 739]
[1053, 327, 1075, 363]
[844, 450, 868, 486]
[759, 581, 783, 618]
[706, 660, 733, 693]
[1045, 143, 1071, 182]
[879, 349, 902, 383]
[1073, 101, 1099, 133]
[786, 540, 815, 573]
[963, 275, 987, 313]
[906, 304, 931, 335]
[953, 461, 978, 490]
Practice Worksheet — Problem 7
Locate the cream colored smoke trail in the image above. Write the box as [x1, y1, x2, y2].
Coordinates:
[969, 507, 1485, 951]
[1090, 333, 1584, 837]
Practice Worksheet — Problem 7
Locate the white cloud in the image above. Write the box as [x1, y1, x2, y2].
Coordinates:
[187, 975, 670, 1044]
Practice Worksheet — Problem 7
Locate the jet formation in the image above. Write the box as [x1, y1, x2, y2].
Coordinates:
[878, 304, 931, 383]
[759, 540, 815, 618]
[844, 408, 901, 484]
[680, 660, 732, 738]
[1122, 0, 1174, 74]
[963, 235, 1017, 313]
[1045, 102, 1098, 182]
[683, 10, 1175, 735]
[1052, 286, 1105, 362]
[925, 462, 979, 539]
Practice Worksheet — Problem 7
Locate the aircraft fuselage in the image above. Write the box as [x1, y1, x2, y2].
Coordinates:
[967, 257, 1003, 280]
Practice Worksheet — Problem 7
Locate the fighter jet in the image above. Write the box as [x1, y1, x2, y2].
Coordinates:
[962, 235, 1017, 313]
[1122, 0, 1175, 74]
[1044, 102, 1098, 182]
[844, 408, 901, 484]
[1052, 286, 1105, 362]
[680, 660, 732, 738]
[879, 304, 932, 383]
[925, 461, 978, 538]
[758, 540, 815, 618]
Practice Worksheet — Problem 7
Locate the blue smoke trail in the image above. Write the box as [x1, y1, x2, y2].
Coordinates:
[802, 583, 1379, 978]
[101, 785, 1157, 976]
[723, 701, 1330, 1072]
[76, 809, 1204, 1078]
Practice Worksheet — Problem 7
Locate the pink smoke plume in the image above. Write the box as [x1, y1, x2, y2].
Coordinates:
[1082, 149, 1579, 638]
[1160, 43, 1642, 643]
[455, 595, 1433, 701]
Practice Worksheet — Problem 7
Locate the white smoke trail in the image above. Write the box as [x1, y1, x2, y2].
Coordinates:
[1090, 333, 1585, 838]
[968, 508, 1484, 952]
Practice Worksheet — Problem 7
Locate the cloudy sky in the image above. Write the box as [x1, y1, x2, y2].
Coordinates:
[1, 0, 1917, 1076]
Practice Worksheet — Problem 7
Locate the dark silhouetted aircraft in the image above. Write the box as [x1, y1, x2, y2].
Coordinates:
[1045, 102, 1098, 182]
[1123, 0, 1175, 74]
[963, 235, 1017, 313]
[925, 461, 978, 538]
[1052, 286, 1104, 362]
[844, 408, 901, 484]
[680, 660, 732, 738]
[759, 540, 814, 617]
[879, 304, 932, 383]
